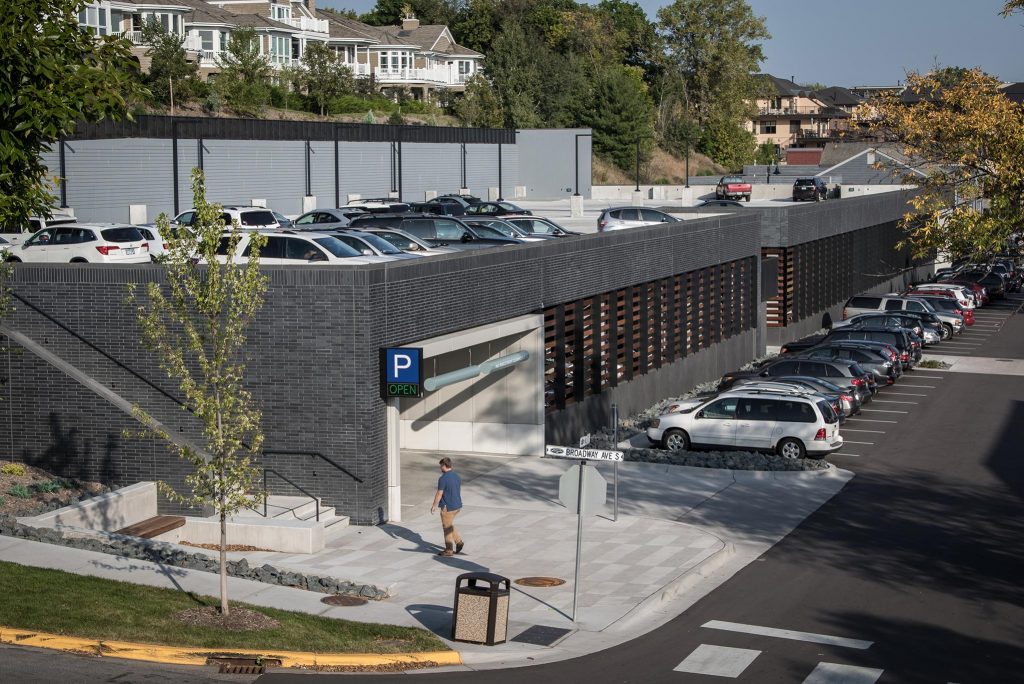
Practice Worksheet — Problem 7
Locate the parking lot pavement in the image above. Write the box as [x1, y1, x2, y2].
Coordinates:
[828, 294, 1024, 462]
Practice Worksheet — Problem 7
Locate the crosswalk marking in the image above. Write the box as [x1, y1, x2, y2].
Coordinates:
[801, 662, 884, 684]
[673, 644, 761, 677]
[701, 620, 873, 649]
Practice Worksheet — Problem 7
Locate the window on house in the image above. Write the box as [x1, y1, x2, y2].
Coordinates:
[458, 60, 471, 75]
[199, 30, 214, 52]
[271, 5, 292, 20]
[78, 5, 108, 35]
[760, 121, 776, 134]
[292, 37, 301, 60]
[790, 119, 801, 133]
[270, 35, 290, 64]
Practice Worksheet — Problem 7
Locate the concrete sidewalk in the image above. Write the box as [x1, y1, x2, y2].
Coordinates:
[0, 458, 852, 670]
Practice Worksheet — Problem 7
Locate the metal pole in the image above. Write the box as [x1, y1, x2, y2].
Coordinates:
[397, 140, 403, 199]
[57, 136, 67, 205]
[197, 137, 203, 171]
[305, 140, 311, 198]
[685, 145, 690, 189]
[573, 135, 580, 196]
[572, 459, 586, 622]
[262, 470, 268, 518]
[390, 142, 396, 194]
[612, 404, 619, 522]
[461, 142, 467, 189]
[334, 126, 339, 208]
[172, 120, 179, 215]
[497, 143, 503, 201]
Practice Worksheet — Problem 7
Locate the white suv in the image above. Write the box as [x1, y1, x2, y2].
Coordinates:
[7, 224, 150, 263]
[212, 231, 395, 265]
[647, 389, 843, 460]
[169, 206, 280, 231]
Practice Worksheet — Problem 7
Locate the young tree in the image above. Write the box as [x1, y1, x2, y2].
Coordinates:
[871, 69, 1024, 260]
[582, 66, 656, 172]
[453, 74, 503, 127]
[129, 170, 268, 616]
[216, 27, 272, 116]
[300, 42, 354, 116]
[141, 20, 200, 106]
[1, 0, 144, 230]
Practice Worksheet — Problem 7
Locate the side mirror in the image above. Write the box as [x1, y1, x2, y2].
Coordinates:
[362, 249, 373, 256]
[461, 233, 473, 243]
[695, 410, 704, 419]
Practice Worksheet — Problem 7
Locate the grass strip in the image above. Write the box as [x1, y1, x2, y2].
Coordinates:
[0, 561, 446, 653]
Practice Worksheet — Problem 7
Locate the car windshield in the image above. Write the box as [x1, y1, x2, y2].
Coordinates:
[723, 176, 743, 183]
[312, 237, 362, 258]
[101, 227, 143, 243]
[372, 231, 417, 250]
[497, 202, 519, 211]
[240, 211, 276, 226]
[476, 221, 517, 237]
[358, 233, 404, 254]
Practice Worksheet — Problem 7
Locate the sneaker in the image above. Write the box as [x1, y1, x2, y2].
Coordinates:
[455, 541, 464, 555]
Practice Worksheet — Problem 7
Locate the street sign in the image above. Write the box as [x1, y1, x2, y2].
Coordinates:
[579, 433, 591, 448]
[558, 465, 607, 515]
[545, 445, 623, 462]
[380, 347, 424, 399]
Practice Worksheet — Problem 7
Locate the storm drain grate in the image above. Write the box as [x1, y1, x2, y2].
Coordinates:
[514, 576, 566, 587]
[511, 625, 573, 647]
[207, 656, 282, 674]
[322, 594, 369, 607]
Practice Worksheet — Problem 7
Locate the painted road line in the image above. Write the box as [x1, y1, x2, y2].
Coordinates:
[897, 384, 936, 388]
[845, 418, 897, 423]
[882, 392, 928, 396]
[842, 440, 875, 445]
[910, 375, 945, 379]
[842, 428, 887, 433]
[802, 662, 884, 684]
[873, 399, 918, 404]
[836, 453, 861, 457]
[702, 621, 874, 650]
[860, 409, 908, 413]
[673, 644, 761, 677]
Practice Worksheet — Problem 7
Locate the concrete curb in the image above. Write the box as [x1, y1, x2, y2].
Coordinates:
[0, 626, 460, 669]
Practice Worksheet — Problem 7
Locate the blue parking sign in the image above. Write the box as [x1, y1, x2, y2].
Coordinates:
[381, 347, 424, 398]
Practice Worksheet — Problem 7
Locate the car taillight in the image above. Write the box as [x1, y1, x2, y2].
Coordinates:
[96, 245, 120, 255]
[840, 394, 853, 402]
[814, 428, 827, 440]
[142, 242, 149, 251]
[780, 346, 789, 354]
[911, 341, 920, 349]
[842, 308, 848, 319]
[900, 351, 909, 361]
[851, 377, 865, 387]
[959, 299, 968, 306]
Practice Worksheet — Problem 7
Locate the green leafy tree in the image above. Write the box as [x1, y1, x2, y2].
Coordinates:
[129, 170, 268, 616]
[141, 21, 200, 106]
[657, 0, 769, 166]
[450, 0, 499, 54]
[583, 66, 656, 171]
[454, 74, 503, 127]
[754, 141, 778, 165]
[300, 42, 354, 116]
[1, 0, 144, 231]
[485, 21, 542, 128]
[596, 0, 662, 83]
[216, 27, 271, 116]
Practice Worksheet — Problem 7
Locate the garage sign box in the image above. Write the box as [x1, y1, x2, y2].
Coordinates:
[380, 347, 424, 399]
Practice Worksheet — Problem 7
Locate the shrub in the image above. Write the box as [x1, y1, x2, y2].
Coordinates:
[387, 110, 405, 125]
[7, 484, 31, 499]
[32, 479, 68, 494]
[330, 94, 395, 115]
[1, 462, 26, 476]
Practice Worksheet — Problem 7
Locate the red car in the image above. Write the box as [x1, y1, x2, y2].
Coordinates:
[715, 176, 752, 202]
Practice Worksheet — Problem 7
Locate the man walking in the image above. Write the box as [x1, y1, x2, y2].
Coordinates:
[431, 457, 464, 557]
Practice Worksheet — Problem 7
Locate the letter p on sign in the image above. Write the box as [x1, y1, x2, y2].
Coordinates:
[384, 347, 422, 384]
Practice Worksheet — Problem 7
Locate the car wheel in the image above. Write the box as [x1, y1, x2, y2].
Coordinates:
[661, 429, 690, 452]
[777, 437, 806, 460]
[941, 324, 953, 341]
[744, 195, 751, 202]
[5, 256, 21, 263]
[70, 258, 88, 263]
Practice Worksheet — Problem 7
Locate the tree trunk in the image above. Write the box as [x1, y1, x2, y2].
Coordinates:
[220, 508, 229, 615]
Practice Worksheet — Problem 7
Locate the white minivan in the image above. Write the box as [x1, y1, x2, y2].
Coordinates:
[646, 389, 843, 460]
[6, 224, 151, 264]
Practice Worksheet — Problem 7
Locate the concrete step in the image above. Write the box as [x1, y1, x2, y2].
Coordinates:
[323, 515, 350, 529]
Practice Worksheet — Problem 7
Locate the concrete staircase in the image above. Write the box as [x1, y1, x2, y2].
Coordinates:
[235, 495, 349, 530]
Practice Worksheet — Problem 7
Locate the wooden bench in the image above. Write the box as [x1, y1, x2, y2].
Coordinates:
[115, 515, 186, 539]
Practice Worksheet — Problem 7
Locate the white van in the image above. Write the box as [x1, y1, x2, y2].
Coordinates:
[1, 212, 78, 246]
[646, 389, 843, 460]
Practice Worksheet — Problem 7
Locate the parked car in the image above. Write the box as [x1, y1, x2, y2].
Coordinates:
[464, 201, 532, 216]
[293, 208, 369, 228]
[136, 226, 170, 261]
[841, 294, 963, 339]
[721, 380, 849, 421]
[755, 376, 863, 417]
[822, 327, 916, 370]
[720, 358, 874, 404]
[342, 199, 411, 214]
[433, 194, 482, 209]
[1, 211, 78, 246]
[715, 176, 752, 202]
[903, 294, 972, 329]
[697, 199, 746, 208]
[949, 270, 1006, 299]
[646, 389, 843, 459]
[170, 206, 280, 230]
[6, 224, 150, 263]
[355, 227, 458, 256]
[272, 211, 293, 229]
[212, 231, 391, 265]
[463, 218, 552, 242]
[597, 207, 682, 232]
[832, 312, 935, 343]
[504, 215, 580, 237]
[792, 177, 828, 202]
[906, 283, 977, 310]
[327, 230, 423, 259]
[797, 344, 897, 385]
[348, 213, 522, 250]
[410, 201, 465, 216]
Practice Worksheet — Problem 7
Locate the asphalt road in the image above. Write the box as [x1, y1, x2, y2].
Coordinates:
[5, 298, 1022, 683]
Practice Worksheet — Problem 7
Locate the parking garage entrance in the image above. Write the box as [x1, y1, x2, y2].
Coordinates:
[385, 314, 545, 522]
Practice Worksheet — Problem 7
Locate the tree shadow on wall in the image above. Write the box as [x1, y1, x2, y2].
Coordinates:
[21, 412, 118, 485]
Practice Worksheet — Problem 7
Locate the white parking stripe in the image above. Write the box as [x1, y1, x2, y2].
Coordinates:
[883, 392, 928, 396]
[873, 399, 918, 404]
[846, 418, 897, 423]
[897, 384, 935, 388]
[702, 620, 874, 649]
[910, 375, 945, 379]
[842, 440, 875, 445]
[836, 453, 861, 457]
[802, 662, 884, 684]
[842, 428, 887, 433]
[860, 409, 908, 413]
[673, 644, 761, 677]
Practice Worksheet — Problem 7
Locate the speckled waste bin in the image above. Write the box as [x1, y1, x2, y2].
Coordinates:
[451, 572, 510, 645]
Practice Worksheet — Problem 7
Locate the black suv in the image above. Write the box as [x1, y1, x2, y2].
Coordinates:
[347, 213, 521, 250]
[792, 177, 828, 202]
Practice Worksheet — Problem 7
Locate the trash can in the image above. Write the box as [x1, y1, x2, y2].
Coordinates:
[451, 572, 510, 645]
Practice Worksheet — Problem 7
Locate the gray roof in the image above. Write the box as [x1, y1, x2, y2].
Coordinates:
[813, 87, 863, 107]
[755, 74, 815, 97]
[179, 0, 293, 30]
[1001, 82, 1024, 104]
[315, 10, 380, 41]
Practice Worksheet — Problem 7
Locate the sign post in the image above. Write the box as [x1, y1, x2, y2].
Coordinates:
[612, 404, 619, 522]
[549, 445, 618, 622]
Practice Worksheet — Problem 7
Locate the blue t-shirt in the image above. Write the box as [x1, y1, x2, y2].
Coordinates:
[437, 471, 463, 511]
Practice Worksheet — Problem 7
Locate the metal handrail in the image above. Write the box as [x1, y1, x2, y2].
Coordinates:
[262, 449, 364, 483]
[263, 468, 320, 522]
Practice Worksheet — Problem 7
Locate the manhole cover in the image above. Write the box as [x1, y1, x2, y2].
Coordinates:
[514, 577, 566, 587]
[511, 625, 573, 646]
[321, 594, 369, 607]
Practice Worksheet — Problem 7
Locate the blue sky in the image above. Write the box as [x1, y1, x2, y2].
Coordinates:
[319, 0, 1023, 85]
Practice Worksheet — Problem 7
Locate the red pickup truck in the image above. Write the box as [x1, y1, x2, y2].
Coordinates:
[715, 176, 752, 202]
